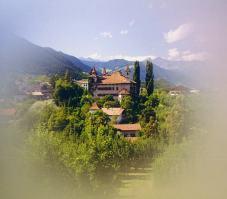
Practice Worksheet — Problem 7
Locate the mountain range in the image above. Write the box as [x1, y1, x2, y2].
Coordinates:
[0, 32, 90, 76]
[80, 57, 205, 88]
[81, 58, 173, 79]
[0, 32, 205, 88]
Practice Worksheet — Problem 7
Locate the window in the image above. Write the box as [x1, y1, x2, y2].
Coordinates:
[97, 87, 112, 90]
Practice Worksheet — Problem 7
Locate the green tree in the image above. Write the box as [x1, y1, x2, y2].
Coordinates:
[120, 96, 136, 123]
[97, 95, 115, 108]
[133, 61, 141, 99]
[80, 94, 93, 106]
[103, 100, 119, 108]
[53, 79, 84, 107]
[145, 60, 154, 96]
[90, 110, 110, 127]
[143, 117, 158, 138]
[47, 107, 69, 131]
[145, 94, 160, 108]
[140, 106, 156, 123]
[64, 109, 85, 135]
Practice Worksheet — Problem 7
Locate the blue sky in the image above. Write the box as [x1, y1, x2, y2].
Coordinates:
[1, 0, 226, 61]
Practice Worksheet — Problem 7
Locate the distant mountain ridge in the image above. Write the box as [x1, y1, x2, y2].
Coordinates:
[82, 59, 131, 71]
[0, 33, 90, 76]
[81, 58, 182, 83]
[81, 57, 206, 88]
[0, 32, 205, 88]
[153, 57, 205, 71]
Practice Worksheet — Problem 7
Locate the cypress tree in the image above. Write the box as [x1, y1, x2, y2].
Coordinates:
[145, 60, 154, 95]
[133, 61, 141, 99]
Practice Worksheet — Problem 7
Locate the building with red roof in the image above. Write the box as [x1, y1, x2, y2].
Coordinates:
[89, 68, 135, 100]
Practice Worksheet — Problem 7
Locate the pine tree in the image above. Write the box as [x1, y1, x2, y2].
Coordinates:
[133, 61, 141, 99]
[145, 60, 154, 95]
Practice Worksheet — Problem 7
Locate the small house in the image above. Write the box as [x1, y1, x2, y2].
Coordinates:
[190, 89, 200, 94]
[169, 90, 181, 96]
[113, 123, 141, 137]
[102, 107, 124, 123]
[76, 79, 89, 90]
[31, 91, 44, 100]
[169, 85, 190, 96]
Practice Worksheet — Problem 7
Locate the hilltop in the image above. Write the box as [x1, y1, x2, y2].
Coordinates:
[0, 32, 90, 76]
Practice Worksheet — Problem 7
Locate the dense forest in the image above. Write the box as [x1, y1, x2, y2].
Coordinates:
[0, 61, 200, 199]
[8, 65, 192, 197]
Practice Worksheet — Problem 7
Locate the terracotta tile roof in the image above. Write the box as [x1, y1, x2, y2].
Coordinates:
[100, 71, 134, 84]
[113, 123, 141, 131]
[0, 108, 17, 116]
[102, 107, 124, 116]
[90, 102, 100, 110]
[119, 88, 130, 95]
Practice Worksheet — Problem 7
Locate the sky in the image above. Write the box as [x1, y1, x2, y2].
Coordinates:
[0, 0, 226, 61]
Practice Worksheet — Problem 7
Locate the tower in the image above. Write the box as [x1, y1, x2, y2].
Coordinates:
[125, 65, 130, 78]
[90, 67, 98, 82]
[102, 67, 107, 76]
[90, 67, 97, 76]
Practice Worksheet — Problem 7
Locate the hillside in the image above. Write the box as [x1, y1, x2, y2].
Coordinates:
[0, 32, 90, 76]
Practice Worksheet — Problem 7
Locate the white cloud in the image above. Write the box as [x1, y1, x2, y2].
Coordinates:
[129, 19, 135, 27]
[164, 23, 193, 43]
[87, 53, 156, 62]
[168, 48, 180, 59]
[181, 51, 207, 61]
[100, 32, 113, 39]
[168, 48, 207, 61]
[120, 30, 128, 35]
